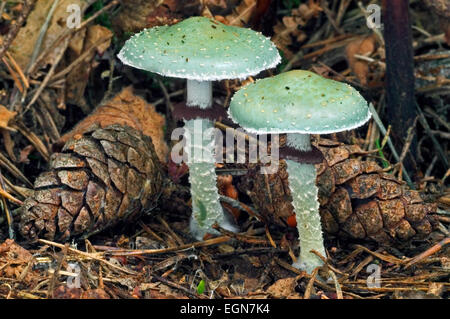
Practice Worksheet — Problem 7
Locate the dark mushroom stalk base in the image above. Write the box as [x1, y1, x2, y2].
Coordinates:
[285, 133, 326, 273]
[184, 79, 234, 240]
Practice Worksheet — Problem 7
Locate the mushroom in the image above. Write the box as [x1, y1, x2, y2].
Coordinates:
[118, 17, 280, 240]
[228, 70, 371, 273]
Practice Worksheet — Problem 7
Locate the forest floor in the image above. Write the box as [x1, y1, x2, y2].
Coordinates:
[0, 0, 448, 299]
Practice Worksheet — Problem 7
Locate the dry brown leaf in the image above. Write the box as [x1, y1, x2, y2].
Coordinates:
[218, 175, 240, 219]
[146, 0, 182, 28]
[140, 282, 189, 299]
[18, 144, 34, 164]
[425, 0, 450, 45]
[271, 2, 320, 58]
[53, 285, 83, 299]
[58, 87, 168, 162]
[0, 105, 16, 129]
[0, 239, 33, 282]
[266, 277, 301, 298]
[66, 24, 113, 109]
[272, 16, 306, 58]
[9, 0, 94, 70]
[113, 0, 180, 33]
[345, 35, 377, 85]
[204, 0, 228, 10]
[216, 0, 257, 26]
[81, 288, 110, 299]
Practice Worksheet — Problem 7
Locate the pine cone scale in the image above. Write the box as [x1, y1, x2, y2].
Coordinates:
[242, 139, 437, 244]
[19, 125, 163, 241]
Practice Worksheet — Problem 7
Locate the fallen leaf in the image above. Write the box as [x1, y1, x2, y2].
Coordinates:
[66, 24, 113, 110]
[271, 2, 320, 58]
[19, 144, 34, 164]
[168, 157, 189, 183]
[146, 0, 181, 27]
[53, 285, 83, 299]
[205, 0, 228, 10]
[0, 105, 16, 129]
[81, 288, 110, 299]
[266, 277, 301, 298]
[0, 239, 34, 282]
[345, 35, 377, 85]
[216, 0, 257, 27]
[218, 175, 240, 219]
[113, 0, 180, 33]
[9, 0, 93, 70]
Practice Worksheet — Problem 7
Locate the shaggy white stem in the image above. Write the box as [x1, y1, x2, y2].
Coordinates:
[187, 80, 212, 109]
[184, 119, 234, 240]
[286, 133, 311, 151]
[284, 133, 326, 273]
[286, 160, 326, 273]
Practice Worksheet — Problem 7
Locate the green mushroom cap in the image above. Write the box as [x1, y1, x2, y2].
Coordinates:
[118, 16, 281, 81]
[228, 70, 371, 134]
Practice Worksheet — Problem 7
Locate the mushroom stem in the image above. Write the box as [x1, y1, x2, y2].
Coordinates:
[286, 133, 311, 151]
[285, 133, 326, 273]
[184, 79, 230, 239]
[187, 80, 213, 109]
[183, 119, 232, 240]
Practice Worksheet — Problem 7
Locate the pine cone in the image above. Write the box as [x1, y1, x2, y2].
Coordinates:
[242, 139, 437, 243]
[19, 124, 163, 241]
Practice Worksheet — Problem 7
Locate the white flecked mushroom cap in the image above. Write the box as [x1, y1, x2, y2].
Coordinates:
[228, 70, 372, 134]
[118, 16, 281, 81]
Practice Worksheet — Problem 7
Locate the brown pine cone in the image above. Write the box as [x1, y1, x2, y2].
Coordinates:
[242, 138, 437, 244]
[18, 124, 163, 241]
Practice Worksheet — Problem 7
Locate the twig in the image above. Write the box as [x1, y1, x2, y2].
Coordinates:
[320, 0, 344, 35]
[405, 237, 450, 269]
[212, 247, 287, 259]
[0, 187, 23, 205]
[304, 267, 320, 299]
[212, 223, 270, 245]
[424, 107, 450, 131]
[50, 37, 110, 82]
[38, 239, 137, 275]
[11, 122, 50, 161]
[0, 0, 37, 61]
[328, 270, 343, 299]
[151, 274, 204, 299]
[357, 1, 384, 45]
[153, 89, 185, 106]
[27, 0, 60, 73]
[138, 221, 164, 242]
[353, 245, 405, 265]
[104, 236, 231, 257]
[22, 40, 68, 115]
[425, 157, 439, 179]
[416, 102, 449, 169]
[1, 56, 23, 92]
[157, 216, 184, 246]
[5, 52, 29, 88]
[398, 117, 418, 165]
[430, 130, 450, 139]
[27, 0, 119, 75]
[48, 243, 68, 298]
[219, 195, 261, 220]
[0, 151, 33, 187]
[368, 103, 415, 188]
